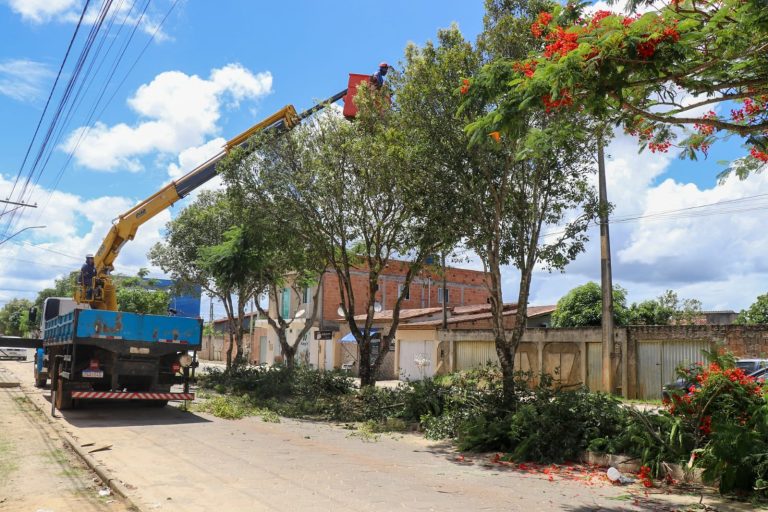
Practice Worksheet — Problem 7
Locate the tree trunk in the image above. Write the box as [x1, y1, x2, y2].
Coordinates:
[279, 330, 296, 369]
[233, 299, 247, 368]
[358, 337, 374, 387]
[225, 331, 233, 369]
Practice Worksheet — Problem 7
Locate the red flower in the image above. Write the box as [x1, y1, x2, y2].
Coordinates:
[513, 60, 537, 78]
[489, 131, 501, 143]
[537, 11, 553, 26]
[542, 90, 573, 112]
[699, 415, 712, 436]
[648, 141, 671, 153]
[637, 40, 658, 59]
[751, 148, 768, 163]
[590, 10, 612, 27]
[544, 27, 579, 58]
[460, 78, 470, 95]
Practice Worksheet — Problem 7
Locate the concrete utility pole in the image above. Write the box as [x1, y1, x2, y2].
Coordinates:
[597, 138, 616, 394]
[441, 252, 448, 329]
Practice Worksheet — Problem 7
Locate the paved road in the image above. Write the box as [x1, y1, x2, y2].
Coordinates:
[0, 360, 752, 512]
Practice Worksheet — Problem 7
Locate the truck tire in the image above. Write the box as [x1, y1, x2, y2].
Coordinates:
[54, 377, 73, 410]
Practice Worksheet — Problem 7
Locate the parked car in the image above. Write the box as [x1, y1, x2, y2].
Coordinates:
[736, 359, 768, 374]
[0, 346, 27, 361]
[662, 358, 768, 399]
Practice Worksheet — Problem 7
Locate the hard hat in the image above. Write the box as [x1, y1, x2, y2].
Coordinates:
[379, 62, 390, 68]
[86, 253, 94, 258]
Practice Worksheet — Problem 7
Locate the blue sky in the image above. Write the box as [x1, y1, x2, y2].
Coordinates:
[1, 0, 766, 316]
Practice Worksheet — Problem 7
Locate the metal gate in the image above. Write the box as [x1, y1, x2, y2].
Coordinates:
[455, 340, 498, 371]
[586, 342, 602, 392]
[637, 339, 711, 399]
[399, 339, 434, 380]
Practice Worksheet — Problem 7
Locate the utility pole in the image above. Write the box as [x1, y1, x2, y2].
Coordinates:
[441, 252, 448, 329]
[597, 137, 616, 394]
[0, 199, 37, 208]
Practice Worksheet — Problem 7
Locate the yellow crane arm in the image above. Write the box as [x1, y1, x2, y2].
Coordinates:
[79, 104, 305, 309]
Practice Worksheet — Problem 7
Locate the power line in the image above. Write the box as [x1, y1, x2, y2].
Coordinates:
[32, 0, 180, 226]
[541, 192, 768, 240]
[0, 0, 93, 235]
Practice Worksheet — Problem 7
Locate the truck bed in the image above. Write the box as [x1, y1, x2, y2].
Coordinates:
[44, 309, 202, 348]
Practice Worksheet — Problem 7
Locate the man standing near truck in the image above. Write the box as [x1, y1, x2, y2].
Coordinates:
[80, 254, 95, 300]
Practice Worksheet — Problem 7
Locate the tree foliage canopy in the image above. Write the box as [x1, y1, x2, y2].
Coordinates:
[735, 292, 768, 325]
[551, 282, 630, 327]
[465, 0, 768, 179]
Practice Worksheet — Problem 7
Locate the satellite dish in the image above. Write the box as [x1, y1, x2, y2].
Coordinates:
[337, 305, 345, 317]
[374, 301, 383, 313]
[294, 309, 306, 318]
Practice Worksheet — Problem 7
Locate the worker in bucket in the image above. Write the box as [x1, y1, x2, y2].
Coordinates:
[80, 254, 96, 300]
[371, 62, 390, 89]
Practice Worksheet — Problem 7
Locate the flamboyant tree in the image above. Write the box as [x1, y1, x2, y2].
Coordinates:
[466, 0, 768, 179]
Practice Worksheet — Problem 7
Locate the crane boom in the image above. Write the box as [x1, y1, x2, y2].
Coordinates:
[77, 88, 348, 310]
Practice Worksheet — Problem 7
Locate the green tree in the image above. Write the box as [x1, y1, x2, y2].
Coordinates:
[0, 298, 34, 336]
[552, 282, 630, 327]
[150, 191, 254, 368]
[218, 147, 326, 369]
[396, 3, 598, 403]
[629, 290, 702, 325]
[34, 271, 78, 310]
[466, 0, 768, 178]
[735, 292, 768, 325]
[111, 269, 171, 315]
[243, 89, 453, 387]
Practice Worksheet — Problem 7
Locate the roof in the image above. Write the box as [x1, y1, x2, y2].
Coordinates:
[399, 304, 556, 330]
[526, 305, 557, 317]
[343, 307, 443, 322]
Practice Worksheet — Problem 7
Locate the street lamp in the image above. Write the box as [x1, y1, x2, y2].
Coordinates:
[0, 225, 46, 246]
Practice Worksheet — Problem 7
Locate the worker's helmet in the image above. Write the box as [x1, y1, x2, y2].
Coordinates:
[379, 62, 390, 69]
[86, 253, 94, 259]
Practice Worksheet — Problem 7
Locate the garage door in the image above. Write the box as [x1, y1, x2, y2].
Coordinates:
[399, 339, 434, 381]
[637, 339, 711, 399]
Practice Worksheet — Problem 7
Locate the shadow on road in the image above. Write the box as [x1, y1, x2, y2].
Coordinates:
[42, 393, 212, 428]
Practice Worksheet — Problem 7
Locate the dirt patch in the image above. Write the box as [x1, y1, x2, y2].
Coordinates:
[0, 387, 133, 511]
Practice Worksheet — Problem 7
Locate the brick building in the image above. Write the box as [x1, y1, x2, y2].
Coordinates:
[261, 260, 492, 370]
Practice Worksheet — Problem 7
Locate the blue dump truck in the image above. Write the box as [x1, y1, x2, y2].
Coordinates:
[35, 297, 202, 411]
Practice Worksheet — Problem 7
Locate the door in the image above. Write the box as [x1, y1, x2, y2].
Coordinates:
[586, 342, 602, 392]
[637, 339, 711, 399]
[398, 340, 434, 381]
[637, 341, 662, 400]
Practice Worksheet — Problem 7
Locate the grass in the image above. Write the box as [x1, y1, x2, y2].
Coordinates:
[192, 394, 281, 423]
[0, 437, 18, 480]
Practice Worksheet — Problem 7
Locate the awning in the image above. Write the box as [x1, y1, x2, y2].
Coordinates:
[340, 329, 380, 343]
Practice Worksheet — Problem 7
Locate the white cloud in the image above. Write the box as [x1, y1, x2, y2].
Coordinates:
[0, 173, 169, 305]
[6, 0, 173, 39]
[6, 0, 77, 22]
[0, 59, 52, 102]
[518, 128, 768, 312]
[62, 64, 272, 172]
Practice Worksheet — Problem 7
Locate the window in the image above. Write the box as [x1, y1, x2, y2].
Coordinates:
[398, 284, 410, 300]
[281, 288, 290, 319]
[302, 286, 311, 304]
[437, 287, 449, 304]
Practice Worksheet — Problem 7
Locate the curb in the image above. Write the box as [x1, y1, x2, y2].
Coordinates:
[12, 372, 144, 511]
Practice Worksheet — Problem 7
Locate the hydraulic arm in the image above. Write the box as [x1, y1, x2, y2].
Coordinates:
[76, 88, 349, 310]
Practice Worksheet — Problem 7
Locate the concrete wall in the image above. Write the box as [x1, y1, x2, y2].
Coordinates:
[426, 324, 768, 398]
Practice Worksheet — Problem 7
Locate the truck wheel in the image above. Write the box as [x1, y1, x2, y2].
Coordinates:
[54, 377, 73, 410]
